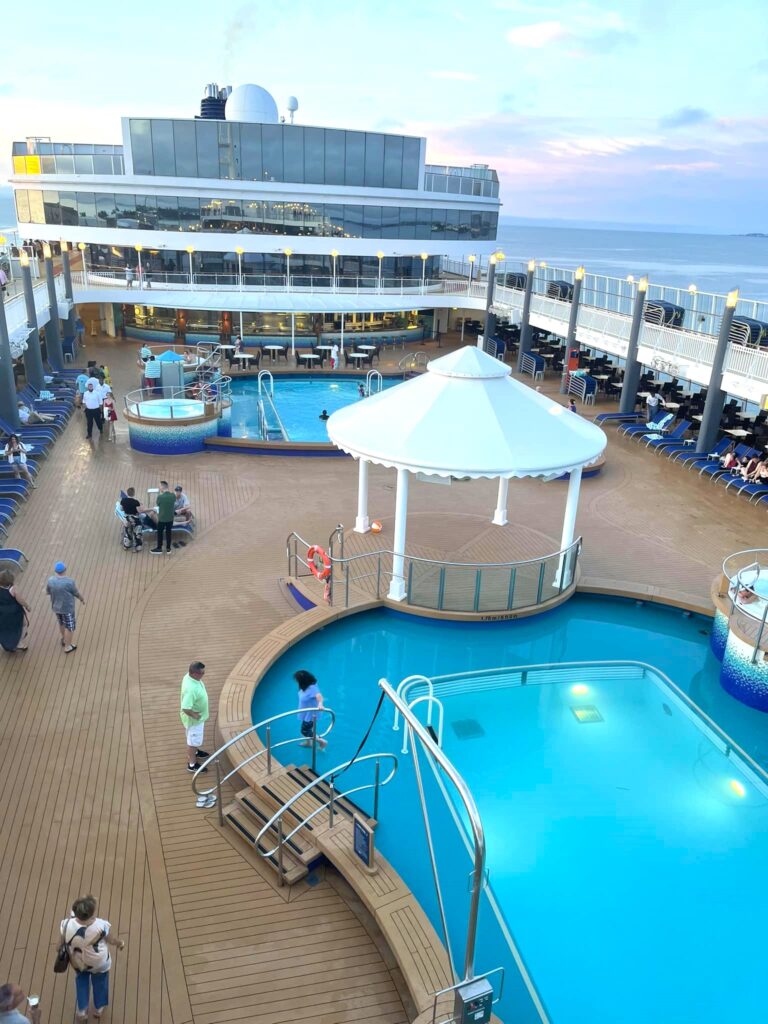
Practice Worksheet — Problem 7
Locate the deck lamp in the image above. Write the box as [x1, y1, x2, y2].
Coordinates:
[420, 252, 428, 291]
[19, 249, 29, 268]
[539, 261, 547, 269]
[494, 251, 505, 262]
[283, 247, 292, 282]
[638, 277, 648, 293]
[626, 275, 634, 283]
[726, 288, 739, 308]
[185, 246, 195, 281]
[467, 254, 476, 288]
[575, 265, 585, 281]
[43, 242, 52, 260]
[77, 241, 87, 276]
[134, 244, 143, 284]
[234, 246, 245, 288]
[688, 284, 697, 294]
[527, 259, 535, 273]
[60, 240, 68, 252]
[330, 248, 339, 286]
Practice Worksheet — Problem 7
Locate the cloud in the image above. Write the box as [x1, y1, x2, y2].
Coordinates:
[506, 20, 566, 48]
[754, 58, 768, 73]
[429, 70, 476, 81]
[659, 107, 713, 129]
[545, 135, 658, 158]
[0, 83, 12, 96]
[652, 161, 720, 173]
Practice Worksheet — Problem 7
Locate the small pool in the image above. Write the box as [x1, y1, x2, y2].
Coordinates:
[228, 375, 398, 442]
[251, 596, 768, 1023]
[127, 398, 206, 420]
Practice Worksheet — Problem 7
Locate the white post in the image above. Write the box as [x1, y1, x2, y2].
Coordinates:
[388, 468, 409, 601]
[239, 310, 244, 341]
[555, 466, 582, 588]
[238, 251, 243, 291]
[492, 477, 509, 526]
[291, 313, 295, 355]
[355, 459, 370, 533]
[136, 248, 143, 288]
[340, 312, 345, 353]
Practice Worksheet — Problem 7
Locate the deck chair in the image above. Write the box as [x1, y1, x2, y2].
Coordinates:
[641, 420, 692, 450]
[0, 549, 28, 571]
[619, 412, 673, 438]
[669, 437, 729, 464]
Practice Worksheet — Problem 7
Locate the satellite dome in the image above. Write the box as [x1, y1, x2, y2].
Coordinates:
[225, 84, 279, 124]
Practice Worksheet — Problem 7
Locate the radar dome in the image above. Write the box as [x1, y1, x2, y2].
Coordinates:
[225, 84, 279, 124]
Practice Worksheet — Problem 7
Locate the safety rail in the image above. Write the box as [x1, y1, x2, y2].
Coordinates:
[399, 351, 429, 372]
[254, 753, 398, 879]
[722, 549, 768, 659]
[257, 369, 274, 397]
[258, 386, 288, 441]
[123, 378, 232, 419]
[366, 369, 383, 394]
[286, 529, 582, 612]
[191, 707, 337, 809]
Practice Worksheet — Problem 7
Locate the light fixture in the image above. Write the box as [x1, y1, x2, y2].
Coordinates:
[571, 684, 589, 696]
[78, 242, 86, 252]
[283, 247, 293, 257]
[235, 246, 245, 255]
[135, 244, 143, 252]
[376, 250, 384, 260]
[185, 245, 194, 254]
[60, 240, 68, 252]
[489, 254, 497, 265]
[42, 242, 52, 259]
[467, 254, 476, 263]
[626, 274, 634, 283]
[527, 259, 535, 272]
[729, 779, 746, 798]
[330, 248, 339, 258]
[494, 250, 505, 261]
[420, 252, 428, 261]
[688, 284, 697, 294]
[575, 266, 585, 281]
[19, 250, 29, 268]
[539, 261, 547, 268]
[726, 288, 739, 308]
[638, 276, 648, 293]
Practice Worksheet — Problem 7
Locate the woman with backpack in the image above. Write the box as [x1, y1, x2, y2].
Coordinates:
[59, 895, 125, 1021]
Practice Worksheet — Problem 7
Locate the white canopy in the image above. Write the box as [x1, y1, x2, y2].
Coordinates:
[327, 345, 606, 479]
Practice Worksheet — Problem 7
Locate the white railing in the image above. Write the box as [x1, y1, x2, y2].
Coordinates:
[4, 274, 68, 349]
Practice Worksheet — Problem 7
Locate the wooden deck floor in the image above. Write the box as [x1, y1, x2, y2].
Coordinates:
[1, 331, 766, 1022]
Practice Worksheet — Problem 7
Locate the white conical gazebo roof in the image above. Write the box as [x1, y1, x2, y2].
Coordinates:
[327, 346, 607, 479]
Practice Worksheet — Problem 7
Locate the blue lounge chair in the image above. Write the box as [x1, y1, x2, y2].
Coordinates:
[619, 412, 674, 438]
[641, 420, 692, 451]
[0, 481, 31, 500]
[594, 412, 644, 426]
[0, 549, 28, 571]
[698, 443, 753, 478]
[738, 482, 768, 503]
[669, 437, 729, 464]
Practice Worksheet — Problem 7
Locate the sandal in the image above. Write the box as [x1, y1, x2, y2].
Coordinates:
[64, 644, 78, 654]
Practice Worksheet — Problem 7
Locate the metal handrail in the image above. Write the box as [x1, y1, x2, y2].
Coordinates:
[123, 378, 232, 418]
[393, 674, 434, 732]
[399, 694, 445, 755]
[257, 369, 274, 397]
[254, 752, 398, 860]
[366, 368, 384, 394]
[259, 387, 288, 441]
[722, 548, 768, 582]
[191, 707, 337, 803]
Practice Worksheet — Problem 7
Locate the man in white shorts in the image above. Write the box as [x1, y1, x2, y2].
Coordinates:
[180, 661, 210, 774]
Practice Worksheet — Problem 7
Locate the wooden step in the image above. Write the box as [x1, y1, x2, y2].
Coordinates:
[222, 802, 308, 885]
[233, 787, 320, 866]
[289, 765, 377, 827]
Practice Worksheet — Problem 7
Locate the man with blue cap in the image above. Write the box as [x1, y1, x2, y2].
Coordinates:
[45, 562, 85, 653]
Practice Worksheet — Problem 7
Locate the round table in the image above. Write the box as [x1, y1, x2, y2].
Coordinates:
[357, 344, 377, 352]
[347, 352, 367, 365]
[299, 353, 321, 367]
[263, 345, 284, 364]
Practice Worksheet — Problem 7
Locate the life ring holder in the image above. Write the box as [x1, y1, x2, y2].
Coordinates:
[307, 544, 332, 581]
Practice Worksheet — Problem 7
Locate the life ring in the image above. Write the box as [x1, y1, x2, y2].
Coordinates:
[370, 520, 383, 534]
[307, 545, 332, 580]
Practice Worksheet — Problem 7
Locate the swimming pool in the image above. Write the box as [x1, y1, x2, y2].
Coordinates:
[250, 596, 768, 1023]
[227, 375, 398, 442]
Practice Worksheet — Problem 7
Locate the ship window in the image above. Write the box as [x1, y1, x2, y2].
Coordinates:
[283, 126, 304, 183]
[344, 205, 363, 237]
[95, 193, 116, 228]
[173, 121, 198, 178]
[240, 124, 262, 181]
[55, 155, 74, 174]
[324, 129, 345, 186]
[401, 137, 420, 188]
[74, 156, 93, 175]
[130, 119, 153, 174]
[362, 205, 382, 237]
[344, 131, 365, 187]
[195, 121, 219, 178]
[303, 127, 325, 184]
[364, 134, 384, 188]
[43, 190, 61, 224]
[381, 205, 399, 239]
[28, 190, 45, 224]
[383, 135, 403, 188]
[15, 190, 31, 223]
[261, 125, 283, 182]
[151, 120, 176, 176]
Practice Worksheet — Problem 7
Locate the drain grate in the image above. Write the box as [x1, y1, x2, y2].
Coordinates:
[571, 705, 603, 724]
[451, 718, 486, 740]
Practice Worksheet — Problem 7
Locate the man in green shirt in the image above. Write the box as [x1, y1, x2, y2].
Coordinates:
[151, 480, 176, 554]
[180, 661, 210, 773]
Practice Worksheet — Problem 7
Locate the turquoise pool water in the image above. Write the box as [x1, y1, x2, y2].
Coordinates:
[250, 597, 768, 1023]
[228, 375, 398, 441]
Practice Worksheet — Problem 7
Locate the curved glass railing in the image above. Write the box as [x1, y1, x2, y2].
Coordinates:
[721, 549, 768, 655]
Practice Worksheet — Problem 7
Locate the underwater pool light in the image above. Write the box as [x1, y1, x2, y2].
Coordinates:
[729, 779, 746, 798]
[571, 684, 589, 696]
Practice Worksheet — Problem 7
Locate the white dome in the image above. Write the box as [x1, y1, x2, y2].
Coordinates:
[225, 84, 279, 124]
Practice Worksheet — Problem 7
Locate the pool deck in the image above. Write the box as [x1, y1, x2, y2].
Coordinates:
[1, 331, 765, 1023]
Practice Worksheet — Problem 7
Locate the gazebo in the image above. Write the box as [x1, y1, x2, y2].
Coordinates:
[327, 345, 607, 601]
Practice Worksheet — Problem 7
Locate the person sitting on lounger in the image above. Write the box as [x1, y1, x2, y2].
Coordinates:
[120, 487, 155, 528]
[720, 444, 737, 469]
[17, 401, 55, 425]
[740, 455, 760, 480]
[173, 486, 194, 523]
[737, 587, 759, 604]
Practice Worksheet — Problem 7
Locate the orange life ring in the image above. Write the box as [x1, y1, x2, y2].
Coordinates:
[371, 520, 383, 534]
[307, 545, 332, 581]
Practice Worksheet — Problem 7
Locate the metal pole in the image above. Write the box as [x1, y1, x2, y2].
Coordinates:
[560, 268, 584, 393]
[43, 254, 64, 369]
[516, 260, 536, 372]
[277, 818, 285, 886]
[373, 758, 381, 821]
[215, 759, 224, 826]
[379, 678, 485, 982]
[266, 723, 272, 775]
[311, 718, 317, 773]
[0, 300, 21, 428]
[328, 778, 336, 828]
[696, 290, 739, 453]
[482, 259, 497, 345]
[619, 279, 648, 414]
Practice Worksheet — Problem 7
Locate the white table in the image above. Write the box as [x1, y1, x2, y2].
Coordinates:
[234, 352, 254, 368]
[664, 402, 681, 411]
[298, 353, 320, 366]
[263, 345, 285, 364]
[316, 345, 335, 353]
[692, 414, 704, 423]
[357, 344, 377, 352]
[725, 428, 750, 439]
[347, 352, 367, 364]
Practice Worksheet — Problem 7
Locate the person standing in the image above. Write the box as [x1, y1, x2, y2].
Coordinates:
[46, 562, 84, 653]
[180, 661, 210, 772]
[102, 388, 118, 442]
[75, 315, 86, 350]
[0, 570, 30, 653]
[0, 982, 41, 1024]
[143, 356, 161, 394]
[150, 481, 175, 554]
[294, 670, 327, 749]
[82, 381, 103, 440]
[124, 265, 134, 289]
[330, 342, 339, 369]
[60, 895, 124, 1022]
[645, 391, 665, 422]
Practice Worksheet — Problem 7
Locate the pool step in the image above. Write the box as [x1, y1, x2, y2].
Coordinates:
[290, 766, 378, 828]
[222, 798, 308, 886]
[233, 787, 320, 866]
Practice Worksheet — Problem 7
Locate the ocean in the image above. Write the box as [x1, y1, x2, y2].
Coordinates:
[2, 184, 766, 300]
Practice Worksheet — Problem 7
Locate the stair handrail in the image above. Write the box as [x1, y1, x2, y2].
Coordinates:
[257, 368, 274, 397]
[393, 674, 433, 732]
[191, 707, 336, 803]
[399, 694, 444, 756]
[254, 752, 398, 861]
[366, 368, 383, 394]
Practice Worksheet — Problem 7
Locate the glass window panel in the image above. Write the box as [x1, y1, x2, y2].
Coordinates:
[344, 131, 365, 186]
[113, 156, 125, 174]
[59, 192, 77, 226]
[173, 121, 198, 177]
[457, 209, 472, 239]
[178, 197, 200, 230]
[74, 144, 92, 154]
[55, 155, 75, 174]
[326, 203, 345, 238]
[43, 190, 61, 224]
[92, 155, 112, 174]
[41, 156, 56, 174]
[217, 122, 238, 179]
[383, 135, 404, 188]
[136, 195, 157, 229]
[470, 212, 482, 239]
[490, 212, 499, 238]
[157, 196, 179, 229]
[445, 209, 460, 238]
[74, 155, 93, 174]
[460, 177, 472, 195]
[401, 137, 420, 188]
[262, 125, 283, 181]
[303, 127, 324, 184]
[28, 190, 45, 223]
[265, 201, 284, 230]
[363, 205, 382, 238]
[415, 208, 432, 239]
[381, 205, 399, 239]
[151, 120, 175, 175]
[240, 124, 262, 180]
[447, 176, 461, 194]
[15, 190, 30, 223]
[472, 179, 482, 196]
[195, 120, 219, 178]
[95, 193, 116, 227]
[364, 133, 384, 187]
[115, 194, 138, 228]
[398, 205, 416, 239]
[130, 119, 153, 174]
[324, 129, 345, 186]
[432, 174, 447, 193]
[38, 143, 53, 155]
[483, 180, 494, 197]
[200, 198, 221, 229]
[242, 198, 263, 230]
[54, 143, 73, 155]
[431, 209, 446, 240]
[344, 205, 363, 237]
[283, 127, 304, 183]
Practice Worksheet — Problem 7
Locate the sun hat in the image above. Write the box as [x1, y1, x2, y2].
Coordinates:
[54, 561, 66, 573]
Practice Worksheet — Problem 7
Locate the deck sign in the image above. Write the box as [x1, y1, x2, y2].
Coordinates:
[353, 815, 375, 870]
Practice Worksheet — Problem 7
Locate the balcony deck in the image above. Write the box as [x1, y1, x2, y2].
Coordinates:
[0, 332, 765, 1022]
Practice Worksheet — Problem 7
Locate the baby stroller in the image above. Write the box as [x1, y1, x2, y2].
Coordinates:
[122, 514, 144, 551]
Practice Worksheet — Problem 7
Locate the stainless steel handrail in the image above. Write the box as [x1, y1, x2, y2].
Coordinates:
[258, 387, 288, 441]
[123, 378, 232, 419]
[722, 548, 768, 581]
[379, 678, 485, 981]
[191, 708, 337, 810]
[254, 752, 398, 868]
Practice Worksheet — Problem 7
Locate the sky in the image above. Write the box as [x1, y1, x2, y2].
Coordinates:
[1, 0, 767, 232]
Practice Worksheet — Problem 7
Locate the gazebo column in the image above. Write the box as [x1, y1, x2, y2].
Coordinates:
[491, 477, 509, 526]
[555, 466, 583, 588]
[388, 468, 410, 601]
[354, 458, 370, 533]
